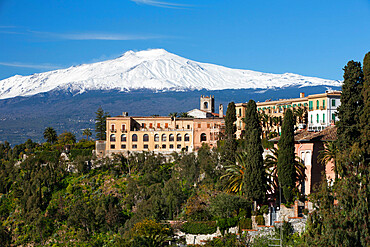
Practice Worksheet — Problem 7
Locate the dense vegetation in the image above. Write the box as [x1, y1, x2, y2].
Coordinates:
[0, 53, 368, 246]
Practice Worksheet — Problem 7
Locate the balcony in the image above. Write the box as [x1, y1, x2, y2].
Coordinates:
[120, 129, 127, 133]
[110, 129, 117, 133]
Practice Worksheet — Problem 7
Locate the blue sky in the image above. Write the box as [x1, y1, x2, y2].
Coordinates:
[0, 0, 369, 80]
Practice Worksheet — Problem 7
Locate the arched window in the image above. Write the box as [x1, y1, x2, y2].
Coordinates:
[169, 134, 174, 141]
[154, 134, 159, 142]
[162, 134, 167, 142]
[110, 134, 116, 142]
[132, 134, 138, 142]
[177, 134, 182, 142]
[200, 133, 207, 142]
[204, 102, 208, 109]
[121, 134, 126, 142]
[184, 134, 190, 142]
[143, 134, 149, 142]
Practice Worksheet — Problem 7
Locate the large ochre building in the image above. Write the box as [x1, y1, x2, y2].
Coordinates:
[97, 96, 224, 157]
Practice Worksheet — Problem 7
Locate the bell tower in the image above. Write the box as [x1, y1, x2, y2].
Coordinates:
[200, 95, 215, 113]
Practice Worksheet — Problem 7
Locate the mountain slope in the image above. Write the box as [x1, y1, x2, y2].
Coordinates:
[0, 49, 340, 99]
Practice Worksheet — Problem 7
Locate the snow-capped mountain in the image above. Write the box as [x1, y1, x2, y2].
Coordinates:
[0, 49, 341, 100]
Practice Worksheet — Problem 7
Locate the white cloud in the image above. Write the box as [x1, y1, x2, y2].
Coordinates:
[131, 0, 191, 8]
[0, 62, 61, 70]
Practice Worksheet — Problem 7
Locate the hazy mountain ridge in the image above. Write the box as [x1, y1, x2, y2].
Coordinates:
[0, 49, 341, 99]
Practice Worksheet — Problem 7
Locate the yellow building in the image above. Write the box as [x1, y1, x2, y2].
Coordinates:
[235, 91, 341, 138]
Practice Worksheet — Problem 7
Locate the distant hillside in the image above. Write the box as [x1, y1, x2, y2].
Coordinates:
[0, 85, 340, 145]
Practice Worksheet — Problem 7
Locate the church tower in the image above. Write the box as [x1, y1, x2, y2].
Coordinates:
[200, 95, 215, 113]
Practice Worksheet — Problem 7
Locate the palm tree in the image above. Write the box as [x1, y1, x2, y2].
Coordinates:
[319, 141, 339, 181]
[179, 112, 191, 118]
[82, 128, 92, 140]
[168, 112, 178, 118]
[264, 147, 306, 197]
[43, 127, 57, 144]
[221, 152, 247, 194]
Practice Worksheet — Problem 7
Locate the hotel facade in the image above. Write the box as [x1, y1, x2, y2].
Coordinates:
[235, 91, 341, 138]
[96, 96, 224, 157]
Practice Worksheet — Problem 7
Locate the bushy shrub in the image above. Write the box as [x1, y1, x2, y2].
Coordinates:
[181, 221, 217, 235]
[260, 205, 269, 215]
[217, 217, 238, 235]
[69, 149, 93, 160]
[255, 215, 265, 225]
[238, 218, 252, 230]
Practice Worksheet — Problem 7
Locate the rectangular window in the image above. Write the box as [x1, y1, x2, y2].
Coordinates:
[132, 144, 137, 149]
[177, 144, 181, 149]
[143, 144, 148, 149]
[162, 144, 166, 149]
[176, 125, 179, 129]
[187, 125, 190, 129]
[111, 144, 115, 149]
[323, 113, 325, 123]
[121, 144, 126, 149]
[332, 99, 336, 107]
[316, 100, 319, 110]
[149, 123, 153, 128]
[155, 144, 159, 149]
[239, 109, 241, 116]
[122, 124, 126, 131]
[157, 123, 161, 128]
[198, 123, 201, 128]
[142, 123, 146, 128]
[323, 100, 326, 109]
[317, 114, 319, 123]
[207, 123, 210, 128]
[165, 123, 169, 128]
[311, 115, 313, 123]
[332, 113, 335, 122]
[309, 101, 313, 110]
[169, 144, 174, 149]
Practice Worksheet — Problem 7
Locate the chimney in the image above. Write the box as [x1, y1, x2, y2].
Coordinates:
[122, 112, 128, 117]
[300, 92, 305, 98]
[219, 104, 224, 118]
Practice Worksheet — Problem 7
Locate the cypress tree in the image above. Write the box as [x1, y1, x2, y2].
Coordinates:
[242, 100, 266, 203]
[223, 102, 237, 165]
[360, 52, 370, 157]
[95, 107, 110, 141]
[243, 100, 261, 138]
[336, 61, 364, 151]
[244, 129, 266, 203]
[277, 109, 296, 204]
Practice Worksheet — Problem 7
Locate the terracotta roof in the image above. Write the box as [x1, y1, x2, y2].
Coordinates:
[270, 125, 337, 142]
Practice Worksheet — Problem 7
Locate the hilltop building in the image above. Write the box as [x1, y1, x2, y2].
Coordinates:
[235, 91, 341, 138]
[96, 96, 224, 157]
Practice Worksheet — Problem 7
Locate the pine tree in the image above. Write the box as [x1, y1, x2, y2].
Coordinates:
[277, 109, 296, 203]
[223, 102, 237, 165]
[336, 61, 363, 151]
[360, 52, 370, 157]
[95, 107, 110, 141]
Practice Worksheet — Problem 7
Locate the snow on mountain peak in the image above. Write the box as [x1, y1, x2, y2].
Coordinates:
[0, 49, 341, 100]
